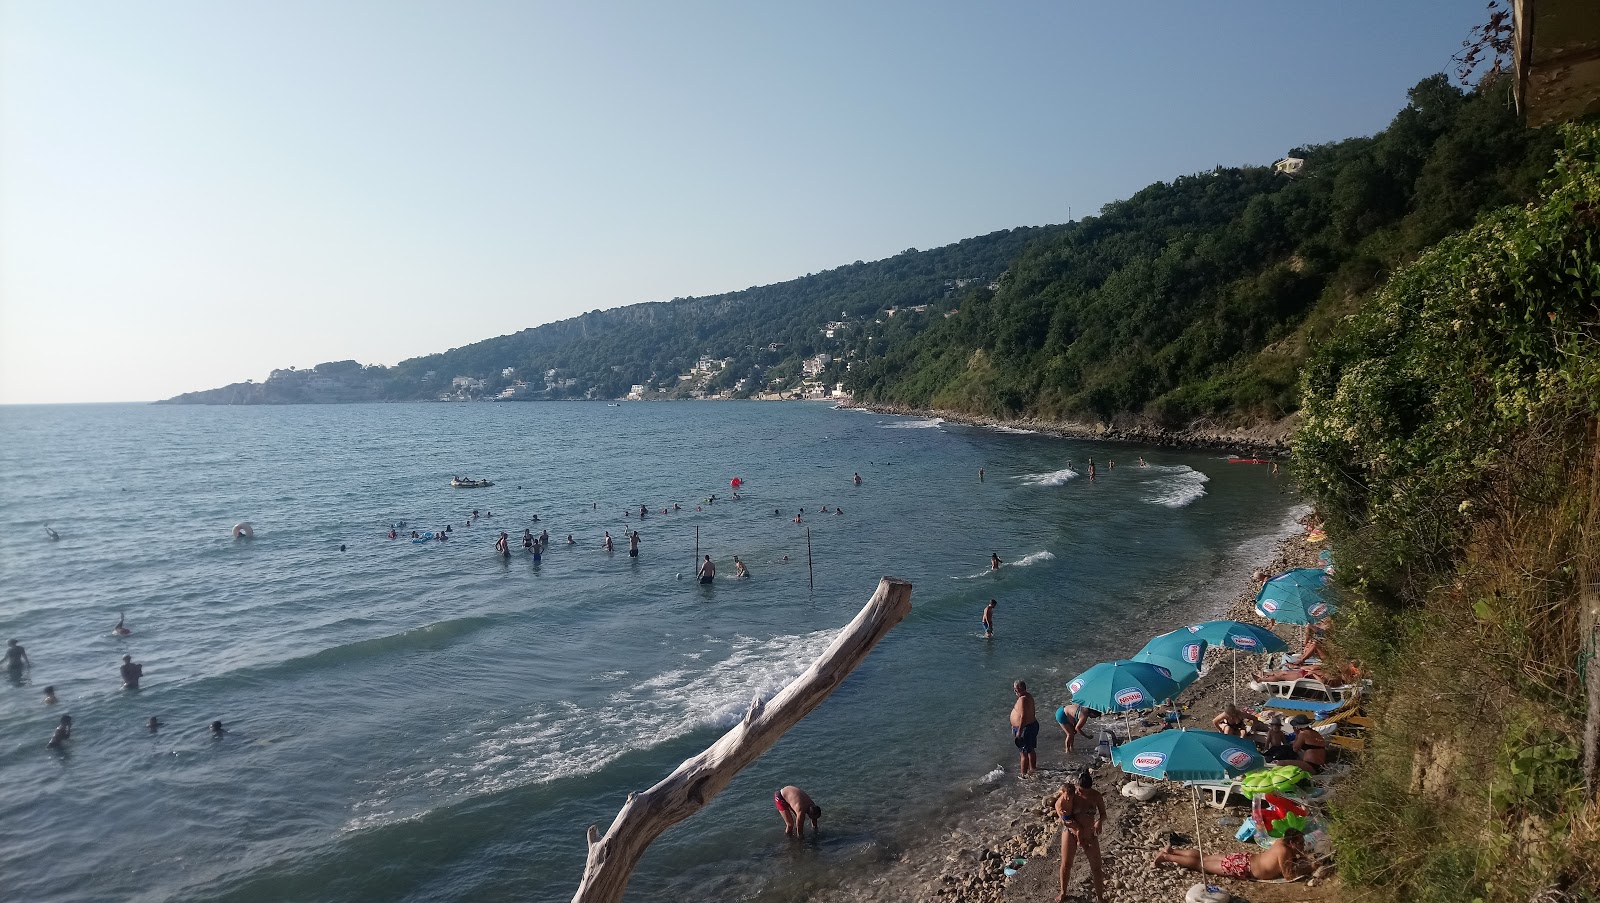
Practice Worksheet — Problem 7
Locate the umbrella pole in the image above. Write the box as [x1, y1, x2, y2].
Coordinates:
[1193, 786, 1205, 875]
[1232, 649, 1238, 706]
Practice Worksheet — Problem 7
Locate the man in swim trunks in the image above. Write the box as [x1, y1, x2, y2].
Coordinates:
[603, 532, 614, 552]
[773, 785, 821, 838]
[1154, 827, 1309, 881]
[697, 555, 716, 584]
[629, 531, 640, 558]
[495, 533, 510, 555]
[1055, 771, 1107, 903]
[120, 654, 143, 690]
[982, 599, 996, 638]
[1010, 680, 1039, 776]
[1055, 702, 1091, 752]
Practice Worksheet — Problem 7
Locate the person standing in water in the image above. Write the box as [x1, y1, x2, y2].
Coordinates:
[991, 553, 1002, 571]
[697, 555, 716, 584]
[982, 599, 997, 638]
[853, 472, 862, 485]
[629, 531, 640, 558]
[1010, 680, 1039, 776]
[43, 686, 58, 705]
[734, 557, 749, 578]
[495, 532, 510, 556]
[603, 531, 614, 552]
[120, 654, 143, 690]
[773, 785, 822, 838]
[979, 467, 985, 482]
[6, 639, 30, 673]
[1056, 702, 1091, 752]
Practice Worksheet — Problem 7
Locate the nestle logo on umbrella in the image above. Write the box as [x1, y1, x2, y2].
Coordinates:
[1222, 749, 1254, 768]
[1230, 635, 1258, 649]
[1132, 752, 1166, 771]
[1261, 600, 1279, 613]
[1309, 603, 1329, 618]
[1114, 688, 1147, 708]
[1069, 679, 1084, 693]
[1182, 643, 1201, 663]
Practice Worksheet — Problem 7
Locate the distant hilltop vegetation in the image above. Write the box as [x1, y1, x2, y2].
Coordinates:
[167, 77, 1556, 433]
[160, 227, 1056, 406]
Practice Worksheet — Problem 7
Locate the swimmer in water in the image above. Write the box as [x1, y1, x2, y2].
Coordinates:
[697, 555, 716, 584]
[495, 532, 510, 555]
[113, 612, 132, 636]
[794, 515, 802, 523]
[120, 654, 143, 690]
[734, 556, 749, 578]
[673, 503, 681, 511]
[6, 639, 31, 672]
[147, 716, 161, 733]
[835, 507, 843, 515]
[982, 599, 996, 638]
[1108, 459, 1114, 470]
[43, 685, 58, 705]
[48, 715, 72, 750]
[1138, 457, 1147, 467]
[991, 553, 1002, 571]
[566, 534, 575, 545]
[629, 531, 640, 558]
[340, 544, 346, 552]
[603, 531, 614, 552]
[979, 468, 985, 482]
[853, 472, 862, 485]
[821, 505, 830, 513]
[44, 524, 60, 541]
[210, 720, 226, 737]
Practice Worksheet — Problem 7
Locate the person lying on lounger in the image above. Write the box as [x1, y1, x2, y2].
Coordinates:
[1154, 828, 1310, 880]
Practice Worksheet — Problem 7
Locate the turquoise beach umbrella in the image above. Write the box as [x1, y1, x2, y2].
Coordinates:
[1066, 660, 1185, 712]
[1111, 728, 1265, 782]
[1133, 631, 1209, 683]
[1182, 620, 1290, 655]
[1254, 568, 1337, 625]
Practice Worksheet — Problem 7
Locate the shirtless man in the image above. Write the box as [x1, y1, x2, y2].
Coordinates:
[603, 531, 614, 552]
[495, 532, 510, 556]
[1056, 772, 1107, 903]
[5, 639, 29, 673]
[629, 531, 641, 558]
[120, 654, 143, 690]
[1010, 681, 1039, 776]
[697, 555, 716, 584]
[990, 553, 1002, 571]
[773, 785, 822, 838]
[982, 599, 997, 638]
[113, 613, 132, 636]
[1055, 702, 1091, 752]
[1154, 827, 1310, 881]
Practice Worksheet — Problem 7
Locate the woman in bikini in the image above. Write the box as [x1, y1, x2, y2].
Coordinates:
[1055, 772, 1107, 903]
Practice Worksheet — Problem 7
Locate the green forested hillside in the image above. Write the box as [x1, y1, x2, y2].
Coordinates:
[850, 76, 1559, 425]
[164, 227, 1058, 403]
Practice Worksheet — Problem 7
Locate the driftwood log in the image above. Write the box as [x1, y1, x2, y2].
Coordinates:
[572, 577, 913, 903]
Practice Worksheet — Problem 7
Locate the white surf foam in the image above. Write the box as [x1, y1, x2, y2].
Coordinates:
[1019, 466, 1078, 486]
[987, 425, 1038, 435]
[1012, 550, 1055, 567]
[1143, 465, 1210, 508]
[344, 629, 838, 832]
[881, 417, 945, 429]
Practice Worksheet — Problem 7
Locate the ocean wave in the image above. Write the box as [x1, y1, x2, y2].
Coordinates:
[343, 628, 838, 831]
[1143, 465, 1210, 508]
[952, 549, 1055, 578]
[1019, 467, 1077, 486]
[987, 425, 1038, 435]
[880, 417, 945, 429]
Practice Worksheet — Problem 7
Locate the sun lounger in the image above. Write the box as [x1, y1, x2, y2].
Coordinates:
[1328, 734, 1366, 753]
[1259, 697, 1350, 718]
[1183, 779, 1246, 810]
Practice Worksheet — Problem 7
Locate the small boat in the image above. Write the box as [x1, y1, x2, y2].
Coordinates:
[451, 478, 494, 488]
[607, 403, 621, 407]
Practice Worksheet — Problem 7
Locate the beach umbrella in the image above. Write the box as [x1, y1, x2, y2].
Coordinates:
[1184, 620, 1291, 704]
[1133, 631, 1209, 688]
[1066, 660, 1186, 712]
[1111, 728, 1264, 782]
[1113, 729, 1266, 870]
[1255, 568, 1338, 625]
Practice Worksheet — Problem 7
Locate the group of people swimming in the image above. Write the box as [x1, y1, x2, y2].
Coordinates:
[9, 629, 233, 753]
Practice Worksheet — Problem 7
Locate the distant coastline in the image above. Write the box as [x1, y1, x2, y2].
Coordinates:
[840, 401, 1295, 456]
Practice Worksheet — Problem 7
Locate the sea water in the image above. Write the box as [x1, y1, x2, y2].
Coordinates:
[0, 402, 1298, 902]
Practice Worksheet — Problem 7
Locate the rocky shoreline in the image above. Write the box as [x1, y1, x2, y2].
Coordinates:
[838, 403, 1297, 458]
[810, 515, 1336, 903]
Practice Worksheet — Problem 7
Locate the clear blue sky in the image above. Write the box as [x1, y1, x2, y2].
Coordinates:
[0, 1, 1487, 403]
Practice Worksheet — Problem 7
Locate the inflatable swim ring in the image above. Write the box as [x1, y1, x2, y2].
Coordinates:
[232, 522, 254, 539]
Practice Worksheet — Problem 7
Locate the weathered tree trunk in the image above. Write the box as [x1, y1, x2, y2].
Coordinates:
[571, 577, 913, 903]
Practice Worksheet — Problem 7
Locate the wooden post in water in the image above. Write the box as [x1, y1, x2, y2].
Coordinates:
[807, 528, 814, 590]
[572, 577, 913, 903]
